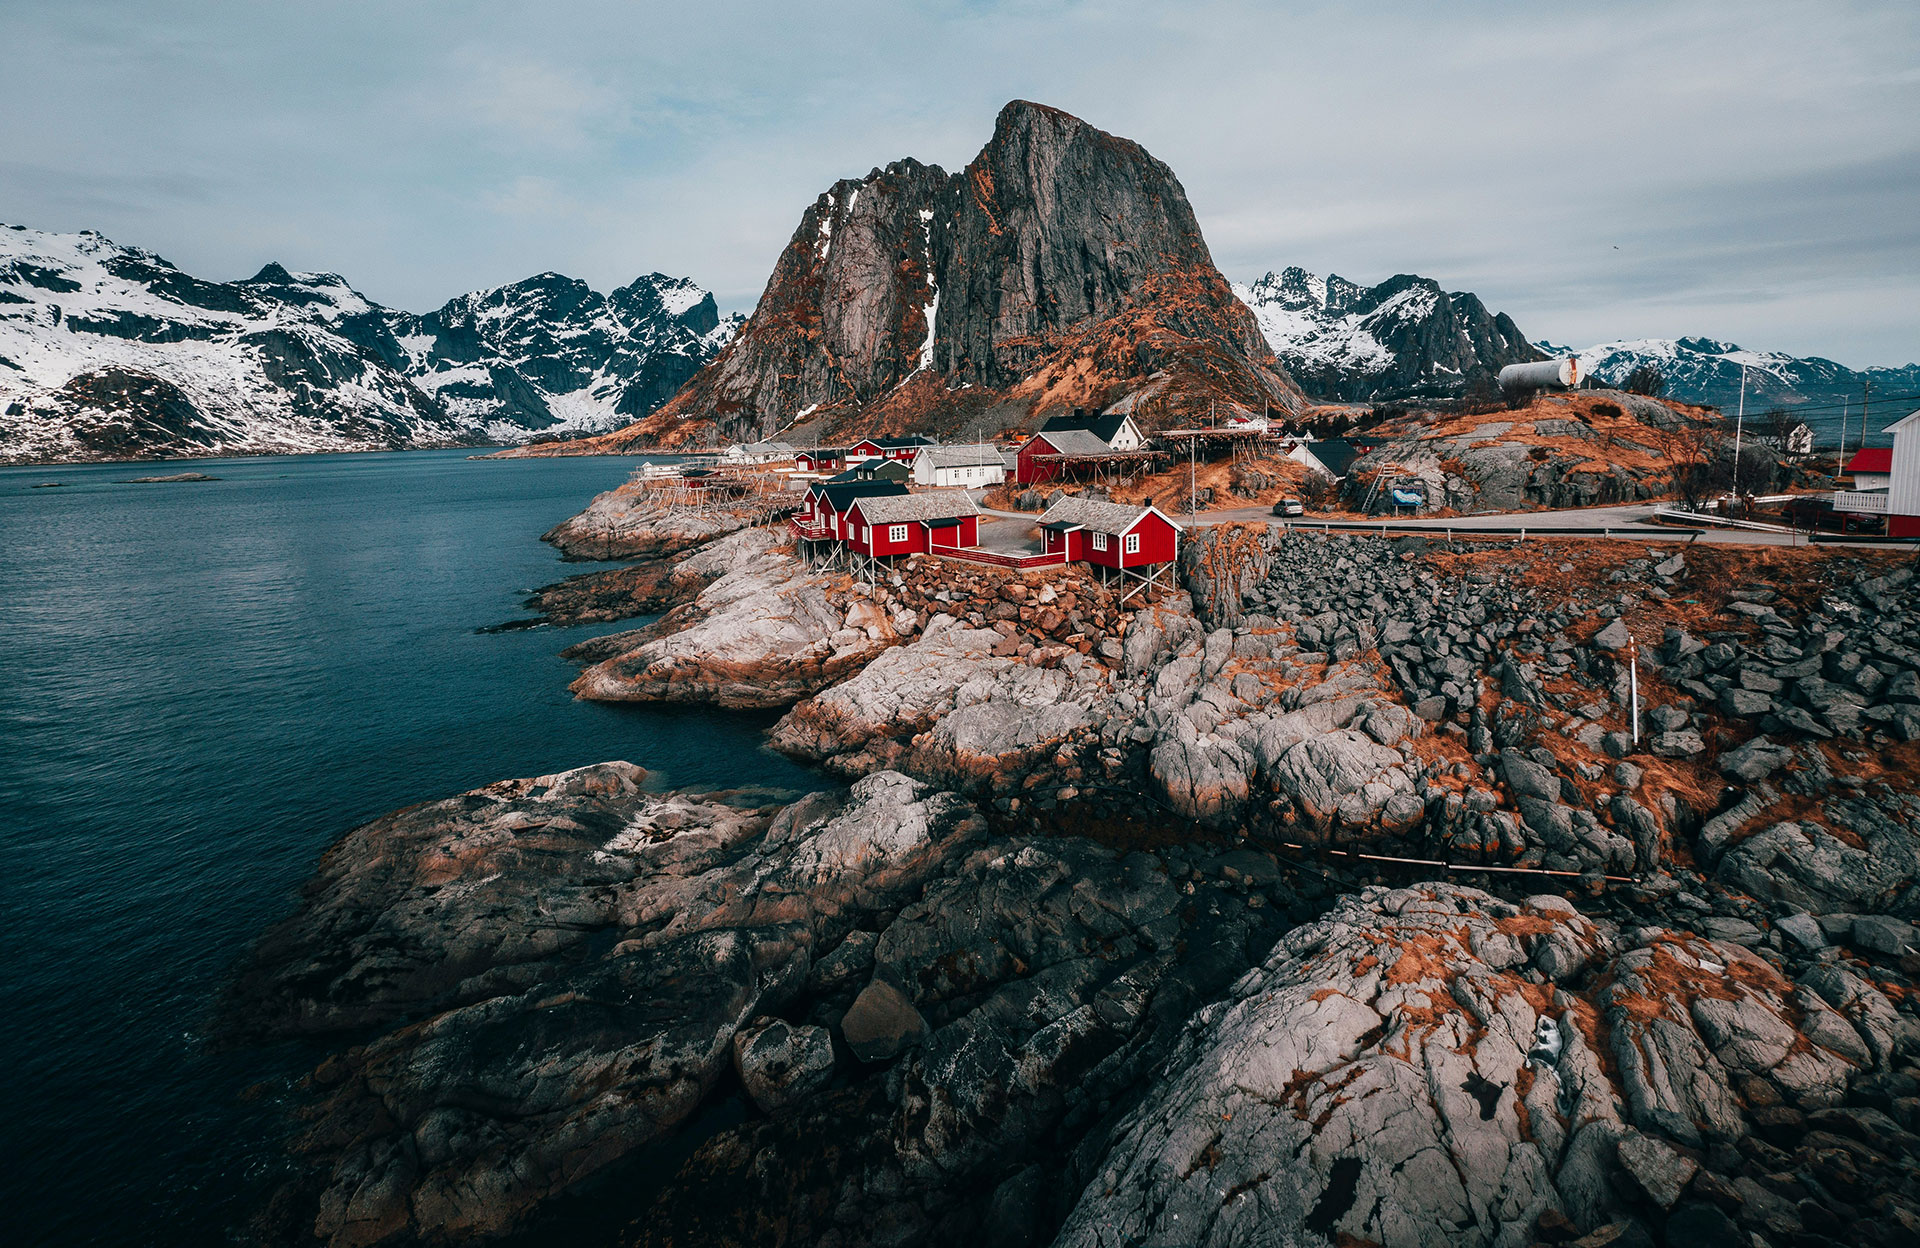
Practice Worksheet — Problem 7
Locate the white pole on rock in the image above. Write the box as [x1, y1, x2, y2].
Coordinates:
[1629, 635, 1641, 747]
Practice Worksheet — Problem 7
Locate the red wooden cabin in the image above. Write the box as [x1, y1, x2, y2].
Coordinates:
[848, 435, 937, 465]
[1036, 498, 1181, 599]
[795, 447, 849, 473]
[843, 491, 981, 558]
[794, 479, 908, 541]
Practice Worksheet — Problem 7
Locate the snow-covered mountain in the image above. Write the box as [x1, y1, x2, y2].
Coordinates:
[1232, 267, 1541, 401]
[1539, 336, 1920, 445]
[385, 272, 740, 443]
[0, 226, 738, 463]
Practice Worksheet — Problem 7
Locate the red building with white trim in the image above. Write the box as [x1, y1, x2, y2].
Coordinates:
[847, 435, 938, 465]
[795, 447, 849, 473]
[1036, 497, 1181, 599]
[793, 479, 907, 541]
[842, 490, 981, 558]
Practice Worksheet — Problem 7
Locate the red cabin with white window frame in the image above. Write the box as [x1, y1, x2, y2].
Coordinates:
[1036, 498, 1181, 600]
[794, 479, 908, 541]
[843, 491, 981, 557]
[847, 435, 937, 465]
[795, 447, 849, 473]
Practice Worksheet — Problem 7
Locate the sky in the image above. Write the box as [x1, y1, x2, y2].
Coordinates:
[2, 0, 1916, 367]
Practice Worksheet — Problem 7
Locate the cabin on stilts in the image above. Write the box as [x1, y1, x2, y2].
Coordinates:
[790, 479, 909, 568]
[1036, 497, 1182, 602]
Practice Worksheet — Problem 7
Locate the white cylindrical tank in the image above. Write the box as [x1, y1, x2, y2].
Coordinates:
[1498, 358, 1583, 393]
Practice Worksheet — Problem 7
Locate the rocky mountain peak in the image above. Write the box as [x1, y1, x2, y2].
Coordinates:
[247, 261, 297, 285]
[591, 101, 1303, 449]
[1235, 266, 1541, 401]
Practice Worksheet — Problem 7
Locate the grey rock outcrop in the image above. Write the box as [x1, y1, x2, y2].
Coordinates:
[1056, 883, 1910, 1248]
[570, 539, 895, 707]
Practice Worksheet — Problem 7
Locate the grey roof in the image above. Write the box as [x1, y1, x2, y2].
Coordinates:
[1036, 496, 1156, 536]
[852, 490, 981, 524]
[1040, 410, 1135, 445]
[1306, 438, 1367, 477]
[917, 443, 1003, 468]
[1029, 428, 1113, 456]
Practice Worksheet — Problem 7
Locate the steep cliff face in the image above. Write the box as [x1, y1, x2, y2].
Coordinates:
[596, 101, 1304, 449]
[1236, 266, 1542, 400]
[675, 159, 949, 438]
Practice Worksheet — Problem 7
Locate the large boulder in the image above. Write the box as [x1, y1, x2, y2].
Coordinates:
[223, 767, 986, 1245]
[733, 1017, 837, 1112]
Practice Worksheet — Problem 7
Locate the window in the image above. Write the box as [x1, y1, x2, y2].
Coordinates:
[889, 524, 908, 544]
[1124, 533, 1141, 554]
[1091, 532, 1108, 551]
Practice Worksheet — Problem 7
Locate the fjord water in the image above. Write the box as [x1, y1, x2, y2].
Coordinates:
[0, 449, 822, 1245]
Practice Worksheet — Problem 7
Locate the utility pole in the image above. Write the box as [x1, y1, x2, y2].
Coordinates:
[1629, 636, 1641, 747]
[1838, 396, 1850, 471]
[1732, 363, 1747, 500]
[1862, 379, 1872, 459]
[1189, 435, 1197, 515]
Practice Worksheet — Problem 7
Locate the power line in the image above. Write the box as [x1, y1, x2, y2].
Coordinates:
[1683, 389, 1920, 418]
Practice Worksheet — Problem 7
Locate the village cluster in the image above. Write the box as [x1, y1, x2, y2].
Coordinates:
[628, 410, 1388, 601]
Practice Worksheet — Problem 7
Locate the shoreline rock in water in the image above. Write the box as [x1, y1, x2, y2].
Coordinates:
[541, 476, 768, 561]
[221, 763, 1307, 1246]
[228, 509, 1920, 1246]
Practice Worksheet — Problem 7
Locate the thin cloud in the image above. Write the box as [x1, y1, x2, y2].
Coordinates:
[0, 0, 1913, 365]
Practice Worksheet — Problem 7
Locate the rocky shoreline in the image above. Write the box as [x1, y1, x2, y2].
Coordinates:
[222, 485, 1920, 1248]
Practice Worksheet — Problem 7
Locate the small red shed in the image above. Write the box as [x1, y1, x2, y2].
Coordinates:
[795, 447, 849, 473]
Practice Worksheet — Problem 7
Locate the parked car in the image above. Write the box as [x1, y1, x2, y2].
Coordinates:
[1271, 497, 1304, 517]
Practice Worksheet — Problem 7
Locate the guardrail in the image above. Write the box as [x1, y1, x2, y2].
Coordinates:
[1809, 531, 1920, 545]
[1649, 508, 1803, 535]
[1278, 520, 1680, 540]
[788, 518, 831, 540]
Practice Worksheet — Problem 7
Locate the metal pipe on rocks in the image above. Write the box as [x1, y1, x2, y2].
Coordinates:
[1499, 358, 1585, 395]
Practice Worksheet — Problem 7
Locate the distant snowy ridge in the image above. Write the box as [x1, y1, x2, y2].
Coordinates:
[0, 225, 738, 463]
[1233, 267, 1540, 401]
[1541, 335, 1920, 445]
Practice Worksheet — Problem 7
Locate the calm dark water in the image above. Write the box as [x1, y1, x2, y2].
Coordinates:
[0, 448, 822, 1246]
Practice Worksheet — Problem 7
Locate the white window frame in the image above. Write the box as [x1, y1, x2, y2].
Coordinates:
[1091, 532, 1109, 551]
[888, 524, 908, 544]
[1124, 532, 1141, 554]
